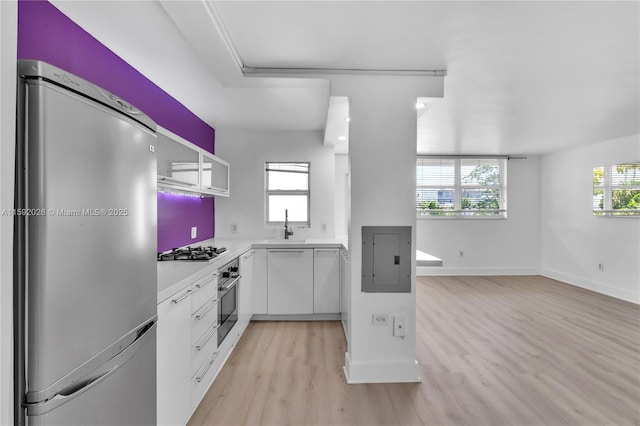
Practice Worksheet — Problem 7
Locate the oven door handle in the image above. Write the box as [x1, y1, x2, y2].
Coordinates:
[218, 275, 241, 295]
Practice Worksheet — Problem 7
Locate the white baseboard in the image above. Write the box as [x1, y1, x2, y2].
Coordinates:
[342, 352, 421, 384]
[252, 313, 340, 321]
[417, 266, 540, 276]
[541, 269, 639, 305]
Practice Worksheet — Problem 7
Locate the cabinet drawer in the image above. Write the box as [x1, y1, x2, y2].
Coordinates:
[191, 272, 218, 313]
[191, 324, 218, 376]
[191, 350, 219, 411]
[192, 298, 218, 344]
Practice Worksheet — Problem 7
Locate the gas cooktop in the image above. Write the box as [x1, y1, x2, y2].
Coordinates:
[157, 246, 227, 261]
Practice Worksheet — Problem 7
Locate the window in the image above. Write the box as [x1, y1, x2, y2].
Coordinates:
[417, 157, 507, 218]
[593, 163, 640, 217]
[266, 162, 310, 224]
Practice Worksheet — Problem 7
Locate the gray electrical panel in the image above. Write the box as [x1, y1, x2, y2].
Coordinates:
[362, 226, 411, 293]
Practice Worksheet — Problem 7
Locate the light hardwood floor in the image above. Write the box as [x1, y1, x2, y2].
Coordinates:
[188, 276, 640, 426]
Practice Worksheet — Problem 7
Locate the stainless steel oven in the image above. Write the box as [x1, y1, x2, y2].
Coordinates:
[217, 258, 240, 345]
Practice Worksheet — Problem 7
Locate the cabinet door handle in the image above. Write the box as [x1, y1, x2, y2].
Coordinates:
[195, 327, 218, 351]
[219, 276, 241, 293]
[315, 249, 339, 253]
[268, 250, 306, 253]
[242, 251, 254, 259]
[194, 276, 216, 291]
[195, 300, 218, 321]
[158, 175, 198, 187]
[195, 353, 218, 383]
[171, 289, 192, 304]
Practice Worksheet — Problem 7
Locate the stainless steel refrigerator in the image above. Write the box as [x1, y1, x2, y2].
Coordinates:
[14, 60, 158, 426]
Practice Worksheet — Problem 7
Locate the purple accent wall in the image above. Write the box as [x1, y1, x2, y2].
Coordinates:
[157, 193, 215, 252]
[17, 0, 216, 251]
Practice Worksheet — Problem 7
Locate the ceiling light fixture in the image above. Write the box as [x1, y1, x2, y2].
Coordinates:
[345, 117, 351, 122]
[338, 136, 347, 141]
[415, 102, 426, 109]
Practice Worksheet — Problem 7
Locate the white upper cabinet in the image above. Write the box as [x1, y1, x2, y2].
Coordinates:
[201, 152, 230, 197]
[156, 126, 230, 197]
[156, 132, 200, 189]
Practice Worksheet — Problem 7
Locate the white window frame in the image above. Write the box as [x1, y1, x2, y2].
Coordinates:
[593, 163, 640, 217]
[265, 162, 311, 226]
[417, 156, 508, 219]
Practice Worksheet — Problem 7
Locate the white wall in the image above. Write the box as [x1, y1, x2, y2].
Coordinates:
[0, 2, 17, 425]
[417, 156, 541, 275]
[334, 154, 348, 238]
[214, 129, 335, 240]
[541, 134, 640, 303]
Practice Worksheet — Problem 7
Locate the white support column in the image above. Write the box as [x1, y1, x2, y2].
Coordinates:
[332, 75, 444, 383]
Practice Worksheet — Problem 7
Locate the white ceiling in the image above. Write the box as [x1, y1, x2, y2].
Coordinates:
[51, 1, 639, 156]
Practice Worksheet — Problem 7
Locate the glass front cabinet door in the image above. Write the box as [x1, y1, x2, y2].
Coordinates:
[157, 132, 200, 190]
[156, 127, 230, 197]
[201, 153, 230, 197]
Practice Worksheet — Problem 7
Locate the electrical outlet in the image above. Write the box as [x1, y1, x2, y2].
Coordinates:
[598, 263, 605, 272]
[393, 316, 406, 338]
[191, 226, 197, 239]
[321, 223, 327, 233]
[372, 314, 389, 326]
[459, 250, 464, 257]
[231, 223, 238, 233]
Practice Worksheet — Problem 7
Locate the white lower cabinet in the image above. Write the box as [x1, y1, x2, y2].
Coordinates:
[313, 248, 340, 313]
[157, 269, 227, 425]
[238, 249, 255, 336]
[252, 249, 268, 314]
[157, 286, 192, 426]
[189, 271, 220, 414]
[191, 348, 219, 412]
[267, 249, 314, 314]
[340, 248, 350, 343]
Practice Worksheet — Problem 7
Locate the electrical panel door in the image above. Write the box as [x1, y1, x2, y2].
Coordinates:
[361, 226, 411, 293]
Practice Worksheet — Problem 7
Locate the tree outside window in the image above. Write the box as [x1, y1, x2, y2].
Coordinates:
[417, 158, 507, 218]
[593, 163, 640, 217]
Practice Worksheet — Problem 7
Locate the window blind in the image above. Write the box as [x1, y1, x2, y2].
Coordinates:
[417, 157, 507, 218]
[266, 162, 310, 223]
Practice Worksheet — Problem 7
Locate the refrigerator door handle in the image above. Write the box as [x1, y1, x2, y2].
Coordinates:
[25, 320, 156, 416]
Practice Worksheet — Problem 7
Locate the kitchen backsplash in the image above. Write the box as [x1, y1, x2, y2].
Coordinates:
[17, 0, 216, 251]
[157, 193, 215, 253]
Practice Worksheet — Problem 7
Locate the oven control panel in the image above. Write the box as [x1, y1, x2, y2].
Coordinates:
[218, 258, 240, 291]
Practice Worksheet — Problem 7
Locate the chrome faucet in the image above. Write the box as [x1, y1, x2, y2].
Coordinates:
[284, 209, 294, 239]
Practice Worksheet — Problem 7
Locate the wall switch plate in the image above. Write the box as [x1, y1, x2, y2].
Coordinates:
[191, 226, 197, 239]
[372, 313, 389, 326]
[393, 316, 406, 337]
[321, 223, 327, 233]
[231, 223, 238, 233]
[598, 263, 605, 272]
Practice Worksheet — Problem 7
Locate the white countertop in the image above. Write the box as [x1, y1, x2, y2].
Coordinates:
[157, 238, 345, 303]
[157, 238, 442, 303]
[416, 250, 443, 267]
[157, 238, 253, 303]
